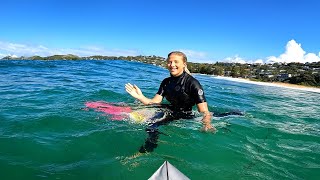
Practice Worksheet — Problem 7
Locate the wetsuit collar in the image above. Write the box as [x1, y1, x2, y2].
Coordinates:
[170, 71, 186, 78]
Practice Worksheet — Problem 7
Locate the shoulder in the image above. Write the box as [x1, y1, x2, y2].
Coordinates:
[160, 76, 171, 86]
[161, 76, 171, 83]
[185, 74, 202, 86]
[184, 74, 205, 96]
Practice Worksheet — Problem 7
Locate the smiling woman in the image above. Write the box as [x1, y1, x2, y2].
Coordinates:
[125, 51, 215, 153]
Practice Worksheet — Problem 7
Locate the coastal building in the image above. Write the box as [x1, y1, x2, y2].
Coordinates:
[277, 73, 292, 81]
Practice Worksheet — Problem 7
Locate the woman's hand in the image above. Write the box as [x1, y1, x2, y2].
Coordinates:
[201, 122, 216, 133]
[197, 103, 216, 133]
[125, 83, 162, 105]
[201, 113, 216, 133]
[125, 83, 143, 99]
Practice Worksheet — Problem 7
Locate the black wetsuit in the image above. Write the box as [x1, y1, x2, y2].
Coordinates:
[139, 71, 207, 153]
[157, 71, 206, 115]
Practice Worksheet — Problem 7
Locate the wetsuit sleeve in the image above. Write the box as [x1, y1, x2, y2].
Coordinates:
[190, 78, 206, 104]
[156, 79, 167, 96]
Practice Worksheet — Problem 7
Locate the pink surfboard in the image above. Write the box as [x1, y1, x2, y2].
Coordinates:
[85, 101, 132, 120]
[85, 101, 160, 123]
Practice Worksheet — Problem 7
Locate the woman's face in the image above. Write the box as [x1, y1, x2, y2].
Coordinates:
[167, 54, 186, 77]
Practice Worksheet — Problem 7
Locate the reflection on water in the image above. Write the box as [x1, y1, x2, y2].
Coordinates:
[0, 60, 319, 179]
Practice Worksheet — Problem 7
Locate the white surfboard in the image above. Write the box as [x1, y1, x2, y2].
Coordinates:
[149, 161, 190, 180]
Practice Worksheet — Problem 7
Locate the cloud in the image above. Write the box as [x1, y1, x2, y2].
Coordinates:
[0, 52, 6, 57]
[223, 55, 247, 64]
[177, 49, 212, 63]
[0, 41, 140, 58]
[0, 42, 49, 57]
[179, 39, 320, 64]
[266, 39, 320, 64]
[253, 59, 264, 64]
[220, 39, 320, 64]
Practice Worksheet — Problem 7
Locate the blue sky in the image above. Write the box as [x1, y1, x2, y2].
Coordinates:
[1, 0, 320, 63]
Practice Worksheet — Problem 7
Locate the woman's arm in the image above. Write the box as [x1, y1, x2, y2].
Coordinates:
[125, 83, 163, 105]
[197, 102, 216, 132]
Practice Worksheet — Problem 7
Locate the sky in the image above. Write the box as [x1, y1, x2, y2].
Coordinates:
[1, 0, 320, 63]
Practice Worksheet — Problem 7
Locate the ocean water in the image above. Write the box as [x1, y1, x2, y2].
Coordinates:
[0, 60, 319, 180]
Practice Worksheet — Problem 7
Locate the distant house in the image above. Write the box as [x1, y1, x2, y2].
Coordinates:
[277, 73, 292, 81]
[224, 71, 231, 76]
[266, 74, 274, 78]
[313, 67, 320, 72]
[259, 71, 274, 78]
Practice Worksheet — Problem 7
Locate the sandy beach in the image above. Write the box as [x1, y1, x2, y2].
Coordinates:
[212, 76, 320, 93]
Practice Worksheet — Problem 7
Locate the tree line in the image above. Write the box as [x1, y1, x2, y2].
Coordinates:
[2, 54, 320, 87]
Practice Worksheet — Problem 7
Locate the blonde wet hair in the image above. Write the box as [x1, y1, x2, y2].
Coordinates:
[167, 51, 191, 75]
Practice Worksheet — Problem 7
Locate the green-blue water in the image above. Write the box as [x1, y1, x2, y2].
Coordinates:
[0, 60, 319, 180]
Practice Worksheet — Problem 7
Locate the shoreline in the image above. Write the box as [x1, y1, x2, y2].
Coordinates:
[211, 76, 320, 93]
